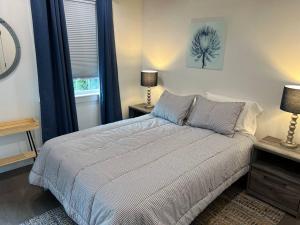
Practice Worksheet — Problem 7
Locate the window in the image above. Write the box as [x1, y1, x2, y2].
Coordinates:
[73, 77, 99, 96]
[64, 0, 99, 96]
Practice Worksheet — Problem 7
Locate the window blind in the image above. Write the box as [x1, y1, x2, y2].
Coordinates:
[64, 0, 98, 79]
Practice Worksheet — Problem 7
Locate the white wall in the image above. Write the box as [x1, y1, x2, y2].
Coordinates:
[113, 0, 144, 116]
[76, 95, 100, 130]
[0, 0, 40, 172]
[142, 0, 300, 142]
[0, 0, 144, 172]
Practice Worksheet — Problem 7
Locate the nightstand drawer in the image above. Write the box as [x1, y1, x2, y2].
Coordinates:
[249, 168, 300, 212]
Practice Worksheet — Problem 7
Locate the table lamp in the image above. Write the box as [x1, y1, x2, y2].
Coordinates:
[141, 70, 158, 108]
[280, 85, 300, 149]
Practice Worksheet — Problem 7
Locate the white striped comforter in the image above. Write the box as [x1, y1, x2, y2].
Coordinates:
[30, 115, 254, 225]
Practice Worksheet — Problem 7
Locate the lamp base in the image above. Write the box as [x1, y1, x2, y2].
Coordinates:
[144, 103, 154, 109]
[144, 87, 153, 109]
[280, 141, 298, 149]
[281, 113, 299, 149]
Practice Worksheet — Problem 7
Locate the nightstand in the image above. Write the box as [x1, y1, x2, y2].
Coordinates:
[247, 136, 300, 218]
[128, 104, 153, 118]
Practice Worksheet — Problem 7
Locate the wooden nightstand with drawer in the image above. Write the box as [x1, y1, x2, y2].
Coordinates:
[247, 136, 300, 218]
[128, 104, 153, 119]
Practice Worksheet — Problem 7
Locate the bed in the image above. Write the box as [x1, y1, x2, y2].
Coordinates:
[30, 114, 255, 225]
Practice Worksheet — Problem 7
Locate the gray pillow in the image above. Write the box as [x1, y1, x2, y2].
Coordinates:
[152, 91, 195, 125]
[187, 95, 245, 136]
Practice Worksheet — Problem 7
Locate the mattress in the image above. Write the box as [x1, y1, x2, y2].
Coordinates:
[29, 115, 255, 225]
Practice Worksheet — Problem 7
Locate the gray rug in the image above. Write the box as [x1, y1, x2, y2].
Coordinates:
[20, 188, 285, 225]
[191, 188, 285, 225]
[20, 207, 75, 225]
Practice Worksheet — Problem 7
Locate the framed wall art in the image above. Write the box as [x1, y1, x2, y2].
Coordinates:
[187, 18, 226, 70]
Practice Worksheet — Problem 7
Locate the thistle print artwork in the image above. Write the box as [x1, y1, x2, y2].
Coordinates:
[187, 19, 226, 70]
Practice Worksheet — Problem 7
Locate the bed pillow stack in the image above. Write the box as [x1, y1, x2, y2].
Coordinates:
[187, 95, 245, 136]
[152, 90, 262, 136]
[205, 92, 263, 135]
[151, 90, 194, 125]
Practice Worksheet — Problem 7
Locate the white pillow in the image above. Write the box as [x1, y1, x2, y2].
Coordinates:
[205, 92, 263, 135]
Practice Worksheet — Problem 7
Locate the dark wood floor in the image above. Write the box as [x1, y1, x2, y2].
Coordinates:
[0, 166, 299, 225]
[0, 166, 60, 225]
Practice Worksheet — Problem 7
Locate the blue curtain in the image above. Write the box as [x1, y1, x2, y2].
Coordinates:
[96, 0, 123, 124]
[31, 0, 79, 142]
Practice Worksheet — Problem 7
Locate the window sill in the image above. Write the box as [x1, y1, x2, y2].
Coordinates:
[75, 93, 99, 103]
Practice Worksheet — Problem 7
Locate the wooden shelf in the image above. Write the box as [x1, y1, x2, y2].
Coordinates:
[0, 118, 39, 136]
[0, 118, 39, 168]
[0, 151, 36, 167]
[256, 136, 300, 162]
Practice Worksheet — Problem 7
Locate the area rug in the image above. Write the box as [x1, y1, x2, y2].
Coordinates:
[191, 188, 285, 225]
[20, 188, 284, 225]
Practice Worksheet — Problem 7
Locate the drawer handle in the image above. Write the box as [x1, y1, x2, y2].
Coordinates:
[264, 176, 287, 188]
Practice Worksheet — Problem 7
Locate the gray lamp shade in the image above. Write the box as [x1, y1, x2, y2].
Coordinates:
[141, 70, 158, 87]
[280, 85, 300, 114]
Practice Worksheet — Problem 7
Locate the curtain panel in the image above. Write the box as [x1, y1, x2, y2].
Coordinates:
[96, 0, 123, 124]
[31, 0, 79, 142]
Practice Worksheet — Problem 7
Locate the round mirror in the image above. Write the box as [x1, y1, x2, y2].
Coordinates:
[0, 18, 21, 79]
